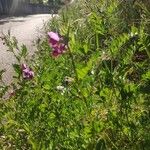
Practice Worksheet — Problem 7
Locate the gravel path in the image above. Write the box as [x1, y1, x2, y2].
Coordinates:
[0, 14, 51, 84]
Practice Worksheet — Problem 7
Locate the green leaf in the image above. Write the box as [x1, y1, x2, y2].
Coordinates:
[77, 66, 90, 80]
[43, 84, 51, 90]
[0, 69, 5, 80]
[77, 60, 92, 79]
[20, 44, 28, 57]
[142, 71, 150, 80]
[39, 104, 47, 112]
[83, 43, 89, 54]
[77, 53, 99, 79]
[12, 64, 21, 75]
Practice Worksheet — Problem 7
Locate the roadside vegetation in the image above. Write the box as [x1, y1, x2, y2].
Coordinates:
[0, 0, 150, 149]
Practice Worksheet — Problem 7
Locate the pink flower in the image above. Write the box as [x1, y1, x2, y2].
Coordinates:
[22, 64, 34, 79]
[48, 31, 67, 57]
[48, 32, 60, 46]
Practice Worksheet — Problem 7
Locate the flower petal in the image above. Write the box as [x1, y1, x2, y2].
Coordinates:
[48, 32, 60, 42]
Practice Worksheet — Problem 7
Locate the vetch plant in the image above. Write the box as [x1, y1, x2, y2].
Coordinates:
[0, 0, 150, 149]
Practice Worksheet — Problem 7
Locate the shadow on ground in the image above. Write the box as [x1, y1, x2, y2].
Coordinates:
[0, 19, 25, 25]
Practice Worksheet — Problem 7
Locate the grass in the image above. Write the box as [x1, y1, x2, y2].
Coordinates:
[0, 0, 150, 149]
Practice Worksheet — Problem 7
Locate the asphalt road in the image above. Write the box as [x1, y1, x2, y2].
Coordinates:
[0, 14, 51, 84]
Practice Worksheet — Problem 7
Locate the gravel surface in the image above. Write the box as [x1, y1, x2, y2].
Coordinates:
[0, 14, 51, 84]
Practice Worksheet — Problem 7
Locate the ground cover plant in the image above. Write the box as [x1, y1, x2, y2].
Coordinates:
[0, 0, 150, 149]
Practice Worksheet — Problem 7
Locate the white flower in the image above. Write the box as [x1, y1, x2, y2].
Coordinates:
[56, 85, 65, 91]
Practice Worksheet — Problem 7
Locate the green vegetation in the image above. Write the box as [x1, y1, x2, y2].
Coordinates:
[0, 0, 150, 149]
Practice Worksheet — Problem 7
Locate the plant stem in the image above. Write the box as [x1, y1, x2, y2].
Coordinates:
[68, 46, 88, 107]
[68, 46, 79, 82]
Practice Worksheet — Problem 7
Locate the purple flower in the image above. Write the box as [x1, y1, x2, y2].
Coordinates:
[52, 43, 67, 57]
[22, 64, 34, 80]
[48, 31, 67, 57]
[52, 49, 61, 57]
